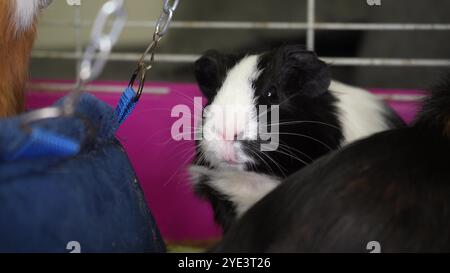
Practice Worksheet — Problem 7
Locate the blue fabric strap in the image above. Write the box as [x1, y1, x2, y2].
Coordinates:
[6, 127, 80, 161]
[115, 86, 138, 126]
[5, 86, 138, 161]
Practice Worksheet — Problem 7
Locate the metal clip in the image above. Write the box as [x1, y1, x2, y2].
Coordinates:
[129, 0, 179, 103]
[128, 65, 147, 102]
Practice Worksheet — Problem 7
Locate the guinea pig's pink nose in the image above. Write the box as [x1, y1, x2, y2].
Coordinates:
[220, 130, 243, 141]
[220, 140, 238, 164]
[223, 152, 238, 164]
[220, 131, 237, 141]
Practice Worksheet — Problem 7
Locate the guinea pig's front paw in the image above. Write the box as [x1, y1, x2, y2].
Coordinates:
[189, 165, 281, 217]
[188, 165, 216, 185]
[201, 169, 281, 217]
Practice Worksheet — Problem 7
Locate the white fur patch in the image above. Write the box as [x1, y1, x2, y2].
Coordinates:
[329, 80, 392, 144]
[201, 55, 261, 169]
[12, 0, 43, 34]
[190, 166, 280, 217]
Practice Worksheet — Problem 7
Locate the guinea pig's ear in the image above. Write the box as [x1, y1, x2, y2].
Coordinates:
[280, 46, 331, 98]
[194, 50, 228, 101]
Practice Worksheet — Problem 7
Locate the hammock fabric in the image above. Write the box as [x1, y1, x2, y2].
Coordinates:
[0, 93, 165, 253]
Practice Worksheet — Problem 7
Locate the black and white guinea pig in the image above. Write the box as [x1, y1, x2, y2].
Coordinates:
[214, 76, 450, 253]
[190, 45, 404, 231]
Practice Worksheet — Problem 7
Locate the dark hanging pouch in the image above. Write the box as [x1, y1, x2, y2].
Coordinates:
[0, 91, 165, 253]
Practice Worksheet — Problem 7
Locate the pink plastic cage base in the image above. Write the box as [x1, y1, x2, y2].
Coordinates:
[25, 80, 424, 242]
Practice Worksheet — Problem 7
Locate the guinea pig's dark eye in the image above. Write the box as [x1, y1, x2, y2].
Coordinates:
[266, 89, 277, 100]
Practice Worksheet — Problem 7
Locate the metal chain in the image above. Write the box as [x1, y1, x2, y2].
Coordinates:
[22, 0, 179, 124]
[129, 0, 179, 101]
[22, 0, 127, 124]
[65, 0, 127, 115]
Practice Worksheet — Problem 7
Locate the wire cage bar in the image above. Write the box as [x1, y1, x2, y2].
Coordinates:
[30, 0, 450, 97]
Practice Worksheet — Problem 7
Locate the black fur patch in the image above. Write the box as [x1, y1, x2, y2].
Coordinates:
[415, 76, 450, 137]
[244, 46, 342, 178]
[193, 178, 237, 233]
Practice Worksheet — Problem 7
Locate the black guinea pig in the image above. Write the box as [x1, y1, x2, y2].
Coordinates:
[189, 45, 404, 232]
[213, 75, 450, 253]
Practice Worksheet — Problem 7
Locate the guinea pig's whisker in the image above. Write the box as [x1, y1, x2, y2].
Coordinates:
[169, 146, 193, 161]
[276, 132, 333, 151]
[277, 140, 314, 162]
[179, 148, 197, 161]
[164, 152, 197, 187]
[272, 148, 310, 166]
[170, 130, 201, 139]
[198, 154, 209, 167]
[246, 158, 257, 173]
[261, 151, 288, 178]
[256, 127, 332, 151]
[157, 134, 193, 146]
[193, 150, 206, 165]
[154, 126, 202, 146]
[276, 143, 313, 163]
[163, 145, 194, 166]
[170, 88, 205, 107]
[201, 107, 211, 116]
[191, 143, 207, 164]
[194, 152, 206, 166]
[276, 143, 297, 158]
[245, 147, 278, 177]
[263, 120, 341, 131]
[247, 142, 287, 177]
[167, 141, 196, 156]
[143, 124, 201, 146]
